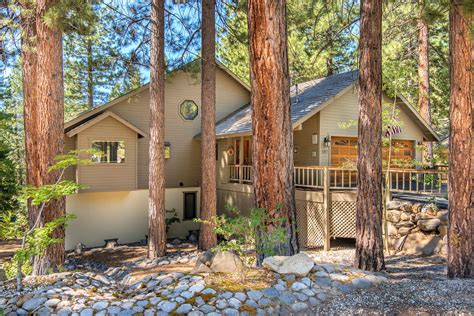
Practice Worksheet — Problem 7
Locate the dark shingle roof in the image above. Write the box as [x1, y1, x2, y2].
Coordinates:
[214, 70, 359, 137]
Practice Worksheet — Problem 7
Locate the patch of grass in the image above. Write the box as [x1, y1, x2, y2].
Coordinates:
[153, 293, 169, 301]
[200, 293, 215, 302]
[205, 268, 274, 292]
[240, 304, 257, 315]
[185, 295, 196, 305]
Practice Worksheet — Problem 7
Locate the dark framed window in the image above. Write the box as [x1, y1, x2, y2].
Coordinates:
[91, 141, 125, 163]
[179, 100, 198, 120]
[183, 192, 197, 220]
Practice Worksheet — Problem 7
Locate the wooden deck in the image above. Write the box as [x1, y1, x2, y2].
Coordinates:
[229, 165, 448, 196]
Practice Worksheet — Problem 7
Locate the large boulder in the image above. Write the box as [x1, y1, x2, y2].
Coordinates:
[397, 232, 443, 256]
[191, 251, 244, 274]
[411, 203, 422, 214]
[262, 253, 314, 276]
[386, 200, 404, 210]
[386, 210, 401, 223]
[400, 211, 411, 221]
[415, 212, 437, 221]
[421, 203, 438, 217]
[209, 251, 244, 273]
[191, 261, 213, 274]
[437, 210, 449, 224]
[387, 222, 398, 237]
[418, 218, 441, 232]
[398, 226, 419, 236]
[396, 221, 416, 229]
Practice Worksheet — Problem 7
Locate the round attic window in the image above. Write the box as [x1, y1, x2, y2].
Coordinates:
[179, 100, 198, 120]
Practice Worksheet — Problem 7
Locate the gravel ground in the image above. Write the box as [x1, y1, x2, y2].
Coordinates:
[309, 250, 474, 315]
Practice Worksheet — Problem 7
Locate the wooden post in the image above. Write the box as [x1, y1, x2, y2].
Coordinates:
[323, 167, 331, 251]
[239, 136, 244, 184]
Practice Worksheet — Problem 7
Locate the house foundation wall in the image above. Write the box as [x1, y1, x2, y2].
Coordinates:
[65, 187, 201, 250]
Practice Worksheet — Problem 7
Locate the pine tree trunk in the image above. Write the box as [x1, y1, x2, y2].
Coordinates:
[148, 0, 166, 259]
[248, 0, 298, 265]
[87, 38, 94, 109]
[199, 0, 218, 250]
[417, 6, 433, 166]
[20, 1, 41, 228]
[447, 0, 472, 279]
[33, 0, 66, 275]
[354, 0, 385, 272]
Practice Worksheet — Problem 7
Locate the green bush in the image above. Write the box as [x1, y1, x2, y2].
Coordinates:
[196, 205, 289, 264]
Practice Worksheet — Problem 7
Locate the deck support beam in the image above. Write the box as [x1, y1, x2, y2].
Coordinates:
[323, 167, 331, 251]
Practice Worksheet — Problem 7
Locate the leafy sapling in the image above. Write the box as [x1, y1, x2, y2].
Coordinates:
[0, 149, 100, 291]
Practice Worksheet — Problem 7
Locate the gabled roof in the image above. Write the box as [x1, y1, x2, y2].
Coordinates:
[210, 70, 440, 142]
[64, 59, 250, 133]
[66, 111, 147, 138]
[212, 71, 358, 138]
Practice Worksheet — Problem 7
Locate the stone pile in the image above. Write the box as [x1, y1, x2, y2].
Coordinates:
[134, 250, 199, 270]
[0, 252, 388, 315]
[386, 200, 448, 256]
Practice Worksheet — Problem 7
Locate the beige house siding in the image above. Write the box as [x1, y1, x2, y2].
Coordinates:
[216, 138, 233, 186]
[105, 68, 250, 190]
[217, 183, 254, 216]
[64, 135, 77, 181]
[65, 187, 200, 250]
[318, 89, 424, 165]
[293, 113, 321, 166]
[76, 116, 138, 192]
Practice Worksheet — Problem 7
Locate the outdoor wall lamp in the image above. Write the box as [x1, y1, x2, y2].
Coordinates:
[323, 135, 331, 147]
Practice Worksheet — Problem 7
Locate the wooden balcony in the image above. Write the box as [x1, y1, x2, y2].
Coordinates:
[228, 164, 448, 196]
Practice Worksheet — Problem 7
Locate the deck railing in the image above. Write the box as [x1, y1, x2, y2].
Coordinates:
[229, 165, 253, 184]
[229, 165, 448, 195]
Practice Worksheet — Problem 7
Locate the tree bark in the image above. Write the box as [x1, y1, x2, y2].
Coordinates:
[148, 0, 167, 259]
[248, 0, 298, 265]
[199, 0, 218, 250]
[417, 3, 433, 166]
[354, 0, 385, 272]
[33, 0, 66, 275]
[447, 0, 472, 278]
[20, 1, 41, 228]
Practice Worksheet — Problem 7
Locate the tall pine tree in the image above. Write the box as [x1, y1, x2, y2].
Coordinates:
[354, 0, 385, 272]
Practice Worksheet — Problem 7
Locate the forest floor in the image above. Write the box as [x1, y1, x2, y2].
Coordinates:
[311, 250, 474, 315]
[1, 240, 473, 314]
[0, 240, 20, 264]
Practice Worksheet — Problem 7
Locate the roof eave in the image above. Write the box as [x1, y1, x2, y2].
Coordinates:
[396, 95, 440, 142]
[66, 111, 148, 138]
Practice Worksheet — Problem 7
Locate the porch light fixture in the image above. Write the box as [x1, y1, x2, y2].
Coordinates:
[312, 133, 318, 145]
[323, 135, 331, 147]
